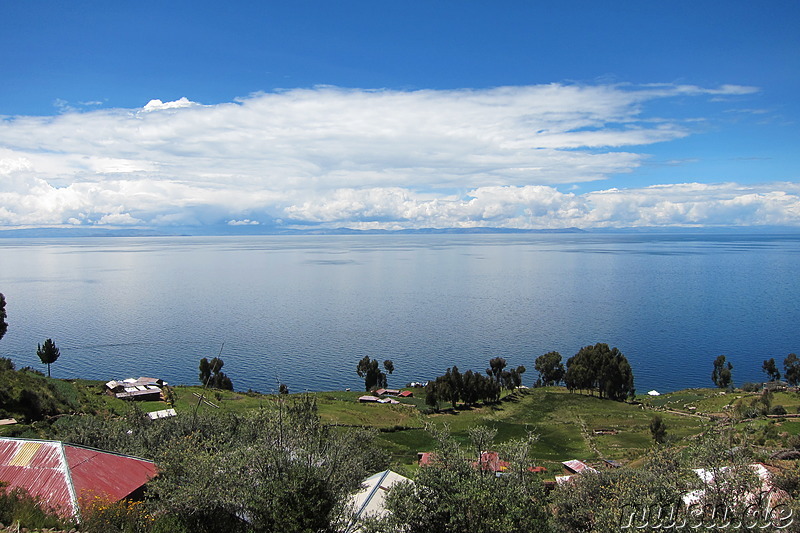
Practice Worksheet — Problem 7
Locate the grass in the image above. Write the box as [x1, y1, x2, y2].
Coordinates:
[4, 370, 799, 471]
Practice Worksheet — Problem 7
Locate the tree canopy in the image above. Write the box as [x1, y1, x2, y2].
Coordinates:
[784, 353, 800, 386]
[762, 357, 781, 382]
[356, 356, 393, 391]
[425, 365, 501, 411]
[534, 351, 564, 386]
[649, 415, 667, 444]
[36, 338, 60, 378]
[198, 357, 233, 390]
[0, 293, 7, 342]
[370, 425, 550, 533]
[563, 343, 635, 401]
[711, 354, 733, 388]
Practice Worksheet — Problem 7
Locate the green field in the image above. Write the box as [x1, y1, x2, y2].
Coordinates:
[3, 373, 799, 472]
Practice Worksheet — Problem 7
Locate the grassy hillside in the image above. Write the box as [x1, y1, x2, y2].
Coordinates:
[3, 367, 798, 472]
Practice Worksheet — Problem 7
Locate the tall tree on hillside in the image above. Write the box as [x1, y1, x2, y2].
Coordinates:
[564, 343, 635, 401]
[198, 357, 233, 390]
[711, 355, 733, 389]
[785, 353, 800, 387]
[356, 356, 392, 391]
[762, 358, 781, 382]
[649, 415, 667, 444]
[534, 351, 564, 386]
[36, 338, 60, 377]
[0, 293, 7, 342]
[486, 357, 507, 383]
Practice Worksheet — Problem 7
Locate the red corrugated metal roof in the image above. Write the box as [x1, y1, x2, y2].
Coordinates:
[0, 438, 157, 518]
[476, 451, 510, 472]
[562, 459, 597, 474]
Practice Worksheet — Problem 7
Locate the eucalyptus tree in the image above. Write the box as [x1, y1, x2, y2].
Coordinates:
[784, 353, 800, 386]
[0, 293, 7, 342]
[711, 355, 733, 389]
[534, 351, 564, 386]
[762, 358, 781, 382]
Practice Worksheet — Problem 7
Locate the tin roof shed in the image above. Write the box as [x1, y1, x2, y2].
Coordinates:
[0, 437, 157, 518]
[345, 470, 411, 532]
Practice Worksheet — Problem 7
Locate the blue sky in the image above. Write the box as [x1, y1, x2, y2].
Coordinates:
[1, 1, 798, 230]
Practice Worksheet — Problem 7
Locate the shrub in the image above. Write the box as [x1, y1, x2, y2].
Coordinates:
[0, 483, 70, 530]
[741, 382, 762, 392]
[78, 492, 153, 533]
[771, 405, 788, 416]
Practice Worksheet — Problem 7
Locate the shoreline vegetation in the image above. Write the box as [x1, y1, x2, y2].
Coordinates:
[4, 373, 799, 469]
[2, 350, 800, 531]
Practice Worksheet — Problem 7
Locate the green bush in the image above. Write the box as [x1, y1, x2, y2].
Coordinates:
[771, 404, 788, 416]
[0, 483, 71, 530]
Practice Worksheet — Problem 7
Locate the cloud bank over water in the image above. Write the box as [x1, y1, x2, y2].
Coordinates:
[1, 83, 797, 230]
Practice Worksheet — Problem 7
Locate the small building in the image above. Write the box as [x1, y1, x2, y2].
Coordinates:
[398, 390, 413, 398]
[105, 377, 166, 401]
[417, 452, 434, 466]
[593, 429, 618, 435]
[418, 451, 512, 475]
[683, 463, 789, 509]
[146, 408, 177, 420]
[764, 380, 788, 392]
[475, 451, 510, 474]
[0, 437, 157, 518]
[562, 459, 598, 475]
[345, 470, 412, 532]
[358, 395, 380, 403]
[377, 398, 400, 404]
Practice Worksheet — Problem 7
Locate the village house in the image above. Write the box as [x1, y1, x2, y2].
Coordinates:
[105, 376, 165, 401]
[0, 437, 157, 519]
[556, 459, 599, 485]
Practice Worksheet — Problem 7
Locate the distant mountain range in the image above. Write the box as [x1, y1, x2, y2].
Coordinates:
[0, 225, 798, 238]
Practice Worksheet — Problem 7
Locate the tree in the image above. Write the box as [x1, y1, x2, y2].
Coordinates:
[356, 356, 390, 391]
[711, 354, 733, 388]
[784, 353, 800, 386]
[198, 357, 233, 390]
[649, 415, 667, 444]
[762, 357, 781, 382]
[144, 396, 388, 533]
[0, 293, 7, 342]
[36, 338, 60, 377]
[564, 343, 635, 401]
[486, 357, 507, 383]
[372, 425, 551, 533]
[534, 351, 564, 386]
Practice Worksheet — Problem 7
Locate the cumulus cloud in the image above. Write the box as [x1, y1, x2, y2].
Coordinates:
[283, 182, 800, 229]
[0, 83, 795, 230]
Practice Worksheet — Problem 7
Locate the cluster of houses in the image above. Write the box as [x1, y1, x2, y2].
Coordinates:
[358, 388, 414, 404]
[0, 434, 790, 531]
[104, 376, 166, 401]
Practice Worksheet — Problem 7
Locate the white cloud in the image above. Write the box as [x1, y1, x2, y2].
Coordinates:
[1, 83, 795, 229]
[141, 97, 197, 112]
[282, 182, 800, 229]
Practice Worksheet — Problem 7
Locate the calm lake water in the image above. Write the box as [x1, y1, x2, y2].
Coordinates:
[0, 233, 798, 394]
